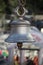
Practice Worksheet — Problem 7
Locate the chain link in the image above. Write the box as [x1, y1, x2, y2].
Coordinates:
[16, 0, 26, 16]
[18, 0, 26, 6]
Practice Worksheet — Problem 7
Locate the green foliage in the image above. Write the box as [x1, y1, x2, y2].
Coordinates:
[0, 0, 43, 14]
[0, 0, 6, 12]
[10, 0, 18, 8]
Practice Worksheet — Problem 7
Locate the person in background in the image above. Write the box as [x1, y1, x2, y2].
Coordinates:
[33, 56, 38, 65]
[13, 55, 20, 65]
[26, 56, 35, 65]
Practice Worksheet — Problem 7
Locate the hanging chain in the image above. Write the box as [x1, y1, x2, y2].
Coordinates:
[16, 0, 26, 16]
[18, 0, 26, 6]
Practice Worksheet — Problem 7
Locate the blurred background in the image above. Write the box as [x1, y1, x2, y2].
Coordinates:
[0, 0, 43, 34]
[0, 0, 43, 65]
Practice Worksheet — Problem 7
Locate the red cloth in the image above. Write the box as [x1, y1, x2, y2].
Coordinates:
[0, 50, 2, 55]
[33, 56, 38, 65]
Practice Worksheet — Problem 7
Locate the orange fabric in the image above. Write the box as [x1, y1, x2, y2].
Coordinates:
[14, 56, 17, 60]
[13, 55, 20, 64]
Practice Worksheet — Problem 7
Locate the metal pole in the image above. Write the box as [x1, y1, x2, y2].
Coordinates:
[20, 49, 22, 65]
[17, 42, 23, 65]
